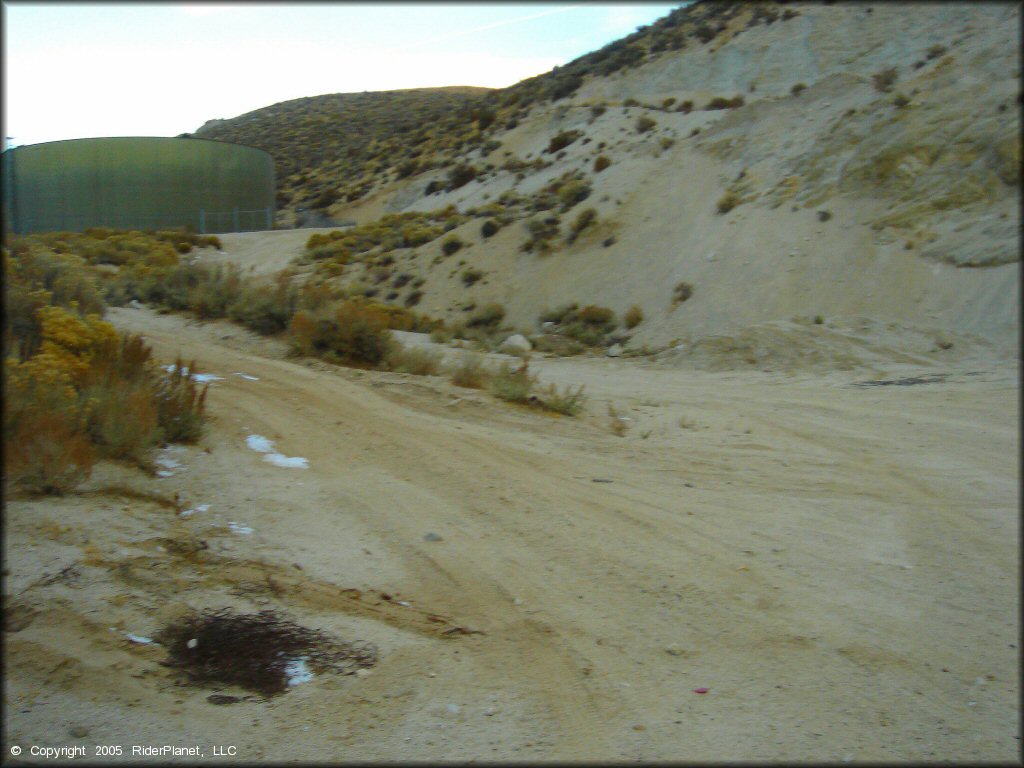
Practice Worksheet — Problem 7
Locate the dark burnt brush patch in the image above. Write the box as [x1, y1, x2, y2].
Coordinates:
[159, 608, 377, 697]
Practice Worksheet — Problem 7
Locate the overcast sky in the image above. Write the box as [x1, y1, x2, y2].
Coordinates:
[3, 2, 680, 147]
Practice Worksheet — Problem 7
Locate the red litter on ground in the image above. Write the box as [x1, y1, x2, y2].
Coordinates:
[693, 687, 709, 694]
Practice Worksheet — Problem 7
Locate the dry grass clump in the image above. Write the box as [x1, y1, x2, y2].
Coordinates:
[567, 208, 598, 243]
[716, 191, 741, 214]
[705, 95, 745, 110]
[636, 115, 658, 133]
[385, 345, 443, 376]
[159, 608, 377, 697]
[545, 130, 582, 154]
[624, 305, 644, 329]
[3, 294, 208, 492]
[287, 300, 394, 366]
[593, 155, 612, 173]
[539, 303, 618, 348]
[450, 353, 490, 388]
[872, 67, 898, 93]
[489, 360, 586, 416]
[672, 282, 694, 306]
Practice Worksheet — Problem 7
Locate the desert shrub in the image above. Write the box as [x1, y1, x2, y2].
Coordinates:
[662, 97, 677, 109]
[675, 100, 694, 113]
[385, 344, 442, 376]
[446, 163, 478, 191]
[450, 353, 489, 388]
[558, 179, 592, 211]
[467, 302, 505, 329]
[636, 116, 657, 133]
[480, 219, 500, 238]
[228, 276, 298, 336]
[791, 83, 807, 96]
[545, 130, 582, 154]
[705, 95, 745, 110]
[489, 361, 536, 404]
[694, 23, 716, 43]
[4, 406, 95, 495]
[289, 304, 382, 363]
[84, 379, 161, 465]
[590, 104, 607, 118]
[404, 290, 423, 308]
[672, 282, 693, 305]
[926, 44, 948, 60]
[892, 93, 911, 108]
[567, 208, 598, 243]
[538, 383, 587, 416]
[461, 268, 484, 286]
[816, 210, 832, 223]
[660, 137, 675, 150]
[872, 67, 898, 93]
[441, 236, 464, 256]
[624, 305, 644, 329]
[521, 216, 561, 254]
[429, 325, 453, 344]
[593, 155, 611, 173]
[154, 358, 209, 443]
[716, 191, 740, 214]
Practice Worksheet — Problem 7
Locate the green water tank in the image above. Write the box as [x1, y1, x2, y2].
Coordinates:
[2, 136, 275, 234]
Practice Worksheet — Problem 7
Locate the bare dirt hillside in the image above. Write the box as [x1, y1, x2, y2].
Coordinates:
[318, 2, 1019, 355]
[3, 303, 1019, 762]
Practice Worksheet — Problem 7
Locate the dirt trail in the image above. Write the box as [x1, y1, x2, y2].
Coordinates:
[4, 306, 1019, 762]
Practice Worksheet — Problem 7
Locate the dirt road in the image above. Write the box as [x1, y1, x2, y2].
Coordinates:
[4, 306, 1019, 762]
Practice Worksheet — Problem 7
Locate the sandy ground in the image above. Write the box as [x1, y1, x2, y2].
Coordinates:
[3, 302, 1019, 763]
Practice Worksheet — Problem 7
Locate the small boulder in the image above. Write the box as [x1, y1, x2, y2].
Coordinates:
[499, 334, 532, 355]
[606, 343, 624, 358]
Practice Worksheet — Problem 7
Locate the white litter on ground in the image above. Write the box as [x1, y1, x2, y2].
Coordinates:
[228, 522, 254, 535]
[264, 453, 309, 469]
[125, 633, 154, 645]
[234, 372, 260, 381]
[180, 504, 209, 518]
[245, 434, 308, 468]
[163, 364, 223, 383]
[285, 657, 314, 686]
[245, 434, 274, 453]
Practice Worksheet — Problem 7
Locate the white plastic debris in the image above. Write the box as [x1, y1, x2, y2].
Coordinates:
[187, 638, 198, 649]
[245, 435, 308, 468]
[285, 657, 314, 686]
[180, 504, 209, 518]
[126, 633, 154, 645]
[263, 453, 309, 469]
[233, 372, 260, 381]
[163, 364, 223, 383]
[246, 434, 274, 453]
[228, 522, 254, 535]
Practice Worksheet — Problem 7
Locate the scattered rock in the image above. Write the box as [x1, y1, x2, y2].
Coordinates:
[424, 532, 444, 542]
[606, 343, 624, 358]
[69, 725, 89, 738]
[499, 334, 532, 355]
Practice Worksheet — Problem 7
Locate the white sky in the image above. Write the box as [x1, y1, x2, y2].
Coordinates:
[3, 2, 680, 147]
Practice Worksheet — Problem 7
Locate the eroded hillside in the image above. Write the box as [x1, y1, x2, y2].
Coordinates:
[190, 2, 1019, 360]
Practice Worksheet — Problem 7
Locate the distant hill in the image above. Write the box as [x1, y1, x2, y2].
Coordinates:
[189, 0, 1020, 354]
[192, 86, 494, 213]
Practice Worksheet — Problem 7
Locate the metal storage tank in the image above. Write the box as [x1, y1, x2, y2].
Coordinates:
[2, 136, 275, 234]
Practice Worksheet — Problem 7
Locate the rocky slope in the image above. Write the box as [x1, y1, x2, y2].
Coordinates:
[199, 2, 1021, 359]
